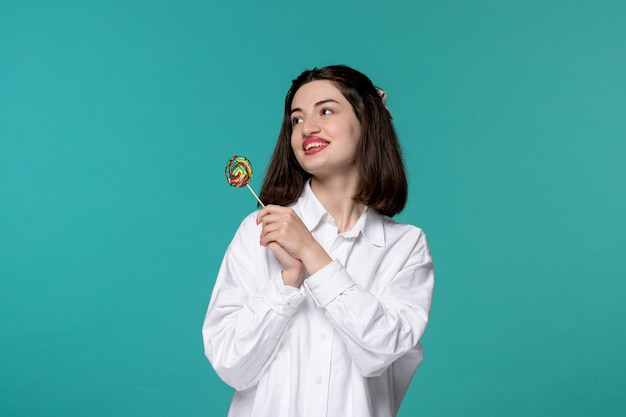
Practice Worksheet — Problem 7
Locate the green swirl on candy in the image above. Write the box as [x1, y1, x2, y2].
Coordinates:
[225, 155, 254, 188]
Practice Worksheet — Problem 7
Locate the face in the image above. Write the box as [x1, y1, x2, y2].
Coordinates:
[290, 80, 362, 180]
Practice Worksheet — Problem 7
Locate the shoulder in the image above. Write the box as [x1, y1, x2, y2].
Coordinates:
[378, 213, 432, 260]
[382, 215, 426, 236]
[373, 210, 426, 237]
[229, 210, 262, 245]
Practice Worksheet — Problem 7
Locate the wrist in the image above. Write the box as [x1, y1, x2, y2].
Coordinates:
[281, 267, 304, 288]
[301, 244, 333, 276]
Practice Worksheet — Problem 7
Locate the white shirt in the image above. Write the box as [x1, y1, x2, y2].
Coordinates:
[203, 183, 434, 417]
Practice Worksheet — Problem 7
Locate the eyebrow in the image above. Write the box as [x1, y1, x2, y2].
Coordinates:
[290, 98, 340, 115]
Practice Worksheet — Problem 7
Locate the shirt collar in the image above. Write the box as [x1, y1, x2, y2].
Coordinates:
[296, 181, 330, 231]
[295, 181, 386, 247]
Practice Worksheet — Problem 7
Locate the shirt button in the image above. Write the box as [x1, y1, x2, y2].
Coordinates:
[320, 333, 327, 341]
[315, 376, 323, 384]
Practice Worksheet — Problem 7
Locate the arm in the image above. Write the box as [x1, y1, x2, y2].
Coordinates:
[257, 205, 434, 376]
[202, 213, 306, 390]
[304, 230, 434, 377]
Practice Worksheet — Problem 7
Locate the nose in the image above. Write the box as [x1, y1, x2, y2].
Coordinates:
[302, 118, 320, 137]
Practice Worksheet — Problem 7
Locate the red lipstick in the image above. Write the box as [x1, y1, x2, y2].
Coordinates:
[302, 136, 330, 155]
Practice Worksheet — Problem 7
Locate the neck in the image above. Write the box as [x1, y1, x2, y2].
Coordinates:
[310, 175, 365, 233]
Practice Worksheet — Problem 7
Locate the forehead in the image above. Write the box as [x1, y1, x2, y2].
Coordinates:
[291, 80, 346, 108]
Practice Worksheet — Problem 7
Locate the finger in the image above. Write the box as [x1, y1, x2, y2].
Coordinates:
[267, 242, 296, 262]
[260, 218, 286, 237]
[256, 204, 287, 224]
[266, 239, 300, 262]
[260, 228, 286, 246]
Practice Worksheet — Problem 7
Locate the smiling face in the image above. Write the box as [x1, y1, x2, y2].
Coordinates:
[289, 80, 362, 180]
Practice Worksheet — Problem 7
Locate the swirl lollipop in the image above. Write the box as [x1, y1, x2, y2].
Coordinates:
[225, 155, 265, 207]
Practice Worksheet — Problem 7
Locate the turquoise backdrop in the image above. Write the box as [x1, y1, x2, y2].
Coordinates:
[1, 0, 625, 416]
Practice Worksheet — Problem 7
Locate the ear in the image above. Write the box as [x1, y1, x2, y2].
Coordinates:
[375, 87, 387, 105]
[375, 87, 393, 119]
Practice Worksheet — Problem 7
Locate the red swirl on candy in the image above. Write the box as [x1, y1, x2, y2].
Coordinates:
[225, 155, 253, 188]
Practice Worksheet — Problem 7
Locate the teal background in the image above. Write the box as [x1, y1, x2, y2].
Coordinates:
[1, 0, 624, 416]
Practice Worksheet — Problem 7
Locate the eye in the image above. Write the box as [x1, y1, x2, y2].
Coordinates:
[321, 108, 333, 116]
[292, 116, 303, 125]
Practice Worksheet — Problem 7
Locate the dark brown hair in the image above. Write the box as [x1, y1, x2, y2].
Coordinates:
[259, 65, 408, 217]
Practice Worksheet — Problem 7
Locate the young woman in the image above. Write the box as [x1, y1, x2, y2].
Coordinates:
[203, 65, 434, 417]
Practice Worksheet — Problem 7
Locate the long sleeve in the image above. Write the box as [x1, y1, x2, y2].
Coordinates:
[303, 225, 434, 377]
[203, 186, 435, 417]
[202, 213, 306, 391]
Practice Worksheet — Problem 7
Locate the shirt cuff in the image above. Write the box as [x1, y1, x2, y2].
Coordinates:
[261, 272, 306, 316]
[303, 260, 356, 308]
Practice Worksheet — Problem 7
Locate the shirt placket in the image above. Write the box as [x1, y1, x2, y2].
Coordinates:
[303, 312, 333, 417]
[304, 228, 352, 417]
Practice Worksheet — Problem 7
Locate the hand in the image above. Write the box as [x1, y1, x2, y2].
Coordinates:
[257, 205, 332, 276]
[257, 205, 313, 259]
[266, 242, 304, 288]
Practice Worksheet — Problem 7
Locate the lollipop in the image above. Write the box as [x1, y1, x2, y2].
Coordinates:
[225, 155, 265, 207]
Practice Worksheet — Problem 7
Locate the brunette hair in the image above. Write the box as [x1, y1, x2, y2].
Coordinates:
[259, 65, 408, 217]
